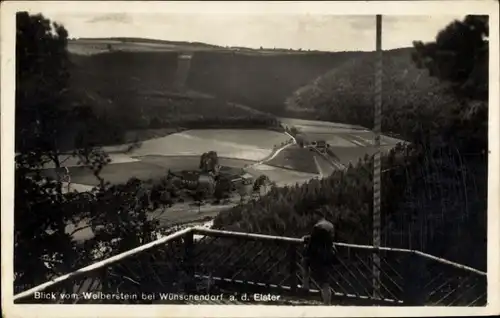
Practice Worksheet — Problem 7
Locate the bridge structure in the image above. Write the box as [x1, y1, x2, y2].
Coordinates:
[13, 226, 486, 306]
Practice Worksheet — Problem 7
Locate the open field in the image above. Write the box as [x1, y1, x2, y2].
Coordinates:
[42, 155, 258, 187]
[136, 155, 254, 170]
[183, 129, 290, 149]
[117, 129, 289, 161]
[303, 131, 403, 147]
[279, 117, 367, 132]
[245, 164, 318, 187]
[266, 144, 319, 174]
[40, 121, 400, 187]
[68, 38, 317, 56]
[280, 117, 405, 170]
[43, 161, 168, 187]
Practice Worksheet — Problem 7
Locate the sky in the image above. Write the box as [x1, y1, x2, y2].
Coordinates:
[22, 8, 465, 52]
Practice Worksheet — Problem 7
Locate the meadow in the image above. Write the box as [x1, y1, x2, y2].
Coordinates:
[245, 164, 317, 187]
[266, 145, 319, 174]
[121, 129, 289, 161]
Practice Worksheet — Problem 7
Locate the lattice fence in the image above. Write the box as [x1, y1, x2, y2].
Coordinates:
[13, 227, 486, 306]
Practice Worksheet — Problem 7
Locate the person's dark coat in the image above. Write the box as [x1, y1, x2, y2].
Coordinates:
[303, 219, 336, 284]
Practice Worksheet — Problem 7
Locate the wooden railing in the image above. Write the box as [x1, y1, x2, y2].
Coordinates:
[13, 227, 486, 306]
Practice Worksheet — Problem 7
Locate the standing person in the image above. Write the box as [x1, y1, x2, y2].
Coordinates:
[302, 217, 336, 305]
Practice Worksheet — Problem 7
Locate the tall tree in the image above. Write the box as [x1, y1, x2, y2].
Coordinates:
[14, 12, 164, 292]
[14, 12, 75, 289]
[199, 151, 219, 175]
[16, 12, 71, 160]
[412, 15, 488, 101]
[412, 15, 489, 153]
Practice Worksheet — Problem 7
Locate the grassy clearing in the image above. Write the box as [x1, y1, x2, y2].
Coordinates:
[42, 154, 258, 187]
[129, 155, 200, 171]
[245, 164, 317, 187]
[280, 117, 367, 131]
[123, 129, 287, 162]
[41, 161, 168, 186]
[135, 155, 255, 171]
[184, 129, 291, 149]
[266, 144, 319, 174]
[68, 38, 315, 56]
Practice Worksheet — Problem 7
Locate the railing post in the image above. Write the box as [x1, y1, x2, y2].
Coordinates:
[183, 230, 195, 292]
[403, 252, 425, 306]
[288, 243, 298, 294]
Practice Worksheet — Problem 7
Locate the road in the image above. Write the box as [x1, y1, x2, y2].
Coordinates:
[245, 129, 297, 170]
[69, 199, 238, 242]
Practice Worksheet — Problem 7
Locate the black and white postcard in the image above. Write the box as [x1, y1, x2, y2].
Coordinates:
[1, 1, 499, 317]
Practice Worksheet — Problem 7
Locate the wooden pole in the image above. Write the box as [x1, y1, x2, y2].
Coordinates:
[373, 14, 383, 299]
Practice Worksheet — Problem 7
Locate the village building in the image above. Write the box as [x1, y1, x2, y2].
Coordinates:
[231, 172, 255, 186]
[296, 133, 329, 153]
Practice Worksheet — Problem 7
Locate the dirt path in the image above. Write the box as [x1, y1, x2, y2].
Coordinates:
[245, 130, 297, 170]
[313, 156, 326, 178]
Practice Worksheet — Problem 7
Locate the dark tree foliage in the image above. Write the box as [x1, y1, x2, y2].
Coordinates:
[412, 15, 489, 154]
[14, 154, 79, 288]
[15, 12, 70, 156]
[214, 176, 233, 203]
[412, 15, 489, 101]
[199, 151, 219, 174]
[14, 12, 164, 292]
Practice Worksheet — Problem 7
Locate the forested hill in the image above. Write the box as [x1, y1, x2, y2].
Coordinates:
[67, 37, 371, 115]
[184, 50, 367, 114]
[285, 47, 458, 134]
[67, 39, 462, 129]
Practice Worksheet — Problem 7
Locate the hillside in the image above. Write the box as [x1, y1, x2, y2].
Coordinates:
[63, 50, 283, 148]
[185, 51, 367, 114]
[67, 39, 462, 132]
[285, 48, 465, 140]
[68, 37, 335, 55]
[68, 38, 225, 55]
[67, 38, 369, 117]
